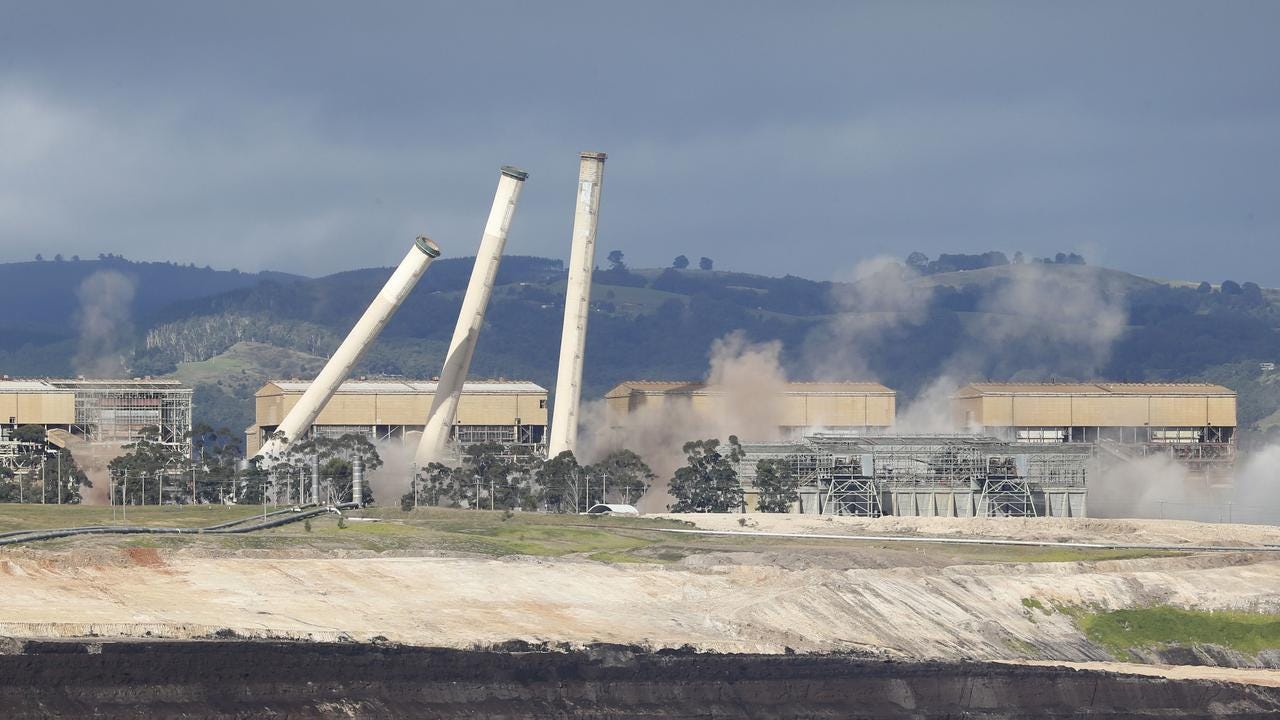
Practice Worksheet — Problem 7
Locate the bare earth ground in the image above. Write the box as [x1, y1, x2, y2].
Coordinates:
[655, 512, 1280, 547]
[2, 507, 1280, 688]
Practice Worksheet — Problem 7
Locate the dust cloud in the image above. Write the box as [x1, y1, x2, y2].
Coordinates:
[587, 254, 1278, 524]
[73, 270, 136, 378]
[893, 262, 1127, 432]
[367, 438, 416, 505]
[62, 436, 127, 506]
[578, 331, 791, 511]
[1090, 446, 1280, 524]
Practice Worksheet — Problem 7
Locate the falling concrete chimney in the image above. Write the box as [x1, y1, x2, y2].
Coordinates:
[547, 152, 606, 458]
[416, 167, 528, 465]
[256, 236, 442, 461]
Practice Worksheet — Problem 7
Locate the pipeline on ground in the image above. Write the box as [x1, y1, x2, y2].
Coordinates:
[0, 503, 359, 547]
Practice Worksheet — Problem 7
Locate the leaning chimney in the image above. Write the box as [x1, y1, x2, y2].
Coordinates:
[256, 236, 442, 461]
[547, 152, 606, 458]
[416, 167, 528, 465]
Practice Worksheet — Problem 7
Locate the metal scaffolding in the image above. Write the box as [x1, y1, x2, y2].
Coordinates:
[736, 433, 1093, 518]
[52, 379, 193, 448]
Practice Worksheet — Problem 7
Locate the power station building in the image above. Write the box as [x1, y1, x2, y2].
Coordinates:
[952, 382, 1236, 478]
[603, 381, 896, 436]
[1, 377, 193, 475]
[248, 379, 549, 457]
[952, 382, 1237, 443]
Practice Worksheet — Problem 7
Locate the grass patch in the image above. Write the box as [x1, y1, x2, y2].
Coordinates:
[462, 525, 654, 557]
[942, 545, 1184, 564]
[1074, 606, 1280, 661]
[0, 504, 266, 532]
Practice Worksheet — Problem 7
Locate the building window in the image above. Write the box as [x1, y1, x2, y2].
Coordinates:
[539, 399, 547, 409]
[454, 425, 518, 444]
[1015, 428, 1067, 444]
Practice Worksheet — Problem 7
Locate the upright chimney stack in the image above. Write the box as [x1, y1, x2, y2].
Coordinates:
[255, 236, 442, 461]
[547, 152, 606, 458]
[416, 167, 528, 465]
[351, 455, 365, 507]
[310, 454, 320, 505]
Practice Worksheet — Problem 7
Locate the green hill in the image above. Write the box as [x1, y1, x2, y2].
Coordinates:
[0, 256, 302, 376]
[2, 252, 1278, 445]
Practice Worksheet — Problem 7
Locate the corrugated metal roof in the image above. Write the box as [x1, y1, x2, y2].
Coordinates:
[955, 382, 1235, 398]
[605, 380, 894, 398]
[47, 378, 189, 390]
[0, 379, 62, 392]
[263, 379, 547, 395]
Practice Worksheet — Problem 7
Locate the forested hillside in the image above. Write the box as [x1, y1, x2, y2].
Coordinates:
[0, 256, 300, 376]
[2, 251, 1278, 444]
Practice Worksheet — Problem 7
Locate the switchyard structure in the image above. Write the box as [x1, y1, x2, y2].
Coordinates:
[953, 382, 1237, 481]
[604, 381, 896, 436]
[734, 433, 1091, 518]
[248, 379, 548, 458]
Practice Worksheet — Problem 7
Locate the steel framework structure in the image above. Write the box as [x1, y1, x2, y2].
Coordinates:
[52, 379, 192, 448]
[736, 433, 1092, 518]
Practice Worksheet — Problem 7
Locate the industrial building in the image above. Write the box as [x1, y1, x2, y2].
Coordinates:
[248, 379, 549, 457]
[1, 377, 193, 475]
[603, 381, 896, 436]
[952, 382, 1236, 478]
[735, 433, 1091, 518]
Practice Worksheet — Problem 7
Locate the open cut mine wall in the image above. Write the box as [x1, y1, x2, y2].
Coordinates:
[1, 639, 1278, 719]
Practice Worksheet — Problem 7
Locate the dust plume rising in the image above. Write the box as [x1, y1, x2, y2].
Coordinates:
[870, 260, 1121, 430]
[367, 437, 417, 505]
[1089, 445, 1280, 524]
[60, 436, 127, 505]
[579, 331, 790, 511]
[73, 270, 136, 377]
[805, 256, 933, 382]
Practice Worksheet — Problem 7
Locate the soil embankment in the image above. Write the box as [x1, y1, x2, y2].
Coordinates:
[1, 639, 1278, 719]
[2, 547, 1278, 664]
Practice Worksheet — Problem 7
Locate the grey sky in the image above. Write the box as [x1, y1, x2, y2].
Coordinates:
[1, 1, 1277, 283]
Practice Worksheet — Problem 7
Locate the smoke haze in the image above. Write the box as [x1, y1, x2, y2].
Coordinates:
[579, 331, 792, 511]
[73, 270, 136, 377]
[587, 257, 1280, 525]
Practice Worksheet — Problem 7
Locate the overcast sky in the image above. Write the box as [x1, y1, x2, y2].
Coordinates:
[1, 1, 1277, 283]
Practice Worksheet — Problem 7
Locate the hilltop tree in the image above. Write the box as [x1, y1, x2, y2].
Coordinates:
[698, 256, 714, 271]
[672, 254, 690, 269]
[754, 458, 798, 513]
[1197, 281, 1213, 294]
[607, 250, 626, 270]
[1242, 282, 1265, 306]
[1221, 280, 1243, 295]
[905, 251, 928, 274]
[668, 437, 744, 513]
